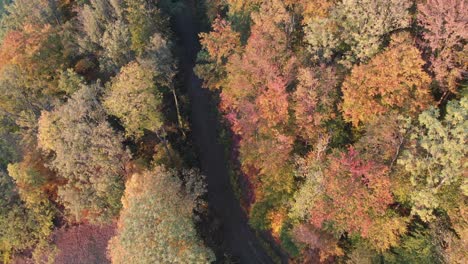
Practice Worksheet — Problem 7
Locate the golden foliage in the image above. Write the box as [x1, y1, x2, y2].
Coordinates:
[342, 33, 433, 126]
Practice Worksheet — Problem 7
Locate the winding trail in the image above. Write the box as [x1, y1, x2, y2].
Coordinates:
[171, 1, 274, 263]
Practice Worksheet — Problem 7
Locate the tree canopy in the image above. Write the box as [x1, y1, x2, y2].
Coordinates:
[108, 166, 215, 264]
[38, 85, 130, 222]
[342, 34, 433, 126]
[0, 0, 466, 262]
[399, 96, 467, 222]
[104, 62, 164, 138]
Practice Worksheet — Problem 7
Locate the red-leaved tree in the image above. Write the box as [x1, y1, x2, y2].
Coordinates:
[309, 147, 393, 237]
[53, 224, 115, 264]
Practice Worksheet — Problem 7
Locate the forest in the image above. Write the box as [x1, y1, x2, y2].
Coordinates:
[0, 0, 466, 263]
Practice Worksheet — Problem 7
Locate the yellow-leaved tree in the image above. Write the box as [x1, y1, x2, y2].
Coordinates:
[108, 166, 215, 264]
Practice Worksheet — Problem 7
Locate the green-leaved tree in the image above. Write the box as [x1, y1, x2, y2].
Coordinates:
[399, 96, 467, 222]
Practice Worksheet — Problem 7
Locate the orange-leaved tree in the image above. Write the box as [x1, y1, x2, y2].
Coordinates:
[342, 33, 433, 126]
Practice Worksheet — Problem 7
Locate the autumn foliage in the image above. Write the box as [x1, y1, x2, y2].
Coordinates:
[308, 148, 393, 237]
[293, 66, 338, 143]
[108, 167, 215, 263]
[418, 0, 467, 94]
[342, 34, 433, 126]
[200, 1, 297, 226]
[53, 224, 115, 264]
[197, 0, 468, 260]
[0, 0, 466, 263]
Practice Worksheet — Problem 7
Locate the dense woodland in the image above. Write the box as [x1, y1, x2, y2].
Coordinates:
[0, 0, 214, 263]
[0, 0, 466, 263]
[196, 0, 466, 263]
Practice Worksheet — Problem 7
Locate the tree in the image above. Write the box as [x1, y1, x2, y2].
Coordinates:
[0, 64, 55, 149]
[221, 0, 295, 161]
[291, 146, 406, 253]
[139, 33, 176, 88]
[138, 34, 185, 133]
[7, 150, 56, 223]
[2, 5, 69, 96]
[52, 224, 115, 264]
[398, 96, 467, 222]
[57, 68, 85, 96]
[225, 0, 262, 13]
[0, 65, 47, 118]
[293, 66, 338, 144]
[302, 13, 339, 62]
[77, 0, 132, 72]
[196, 17, 241, 90]
[304, 0, 412, 65]
[0, 170, 53, 263]
[0, 123, 17, 169]
[100, 19, 132, 72]
[0, 0, 59, 35]
[107, 166, 215, 264]
[0, 23, 65, 93]
[104, 61, 164, 138]
[7, 153, 57, 263]
[77, 0, 169, 72]
[290, 152, 325, 222]
[365, 215, 408, 252]
[294, 0, 335, 24]
[199, 17, 241, 66]
[0, 0, 13, 18]
[124, 0, 164, 54]
[256, 77, 290, 129]
[38, 85, 130, 222]
[289, 148, 341, 258]
[342, 33, 433, 126]
[418, 0, 467, 94]
[309, 148, 393, 238]
[382, 224, 443, 264]
[292, 223, 343, 261]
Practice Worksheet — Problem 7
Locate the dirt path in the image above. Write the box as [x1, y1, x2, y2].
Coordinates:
[171, 1, 274, 263]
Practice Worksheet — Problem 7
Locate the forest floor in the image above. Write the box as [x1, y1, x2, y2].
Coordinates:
[170, 1, 276, 263]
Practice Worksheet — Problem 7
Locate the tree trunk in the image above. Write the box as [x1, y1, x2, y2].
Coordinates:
[171, 83, 186, 138]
